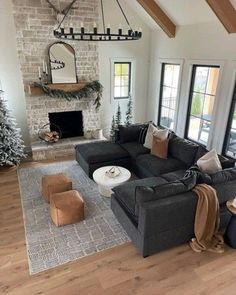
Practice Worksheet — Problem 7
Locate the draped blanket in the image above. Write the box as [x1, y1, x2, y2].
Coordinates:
[190, 184, 224, 253]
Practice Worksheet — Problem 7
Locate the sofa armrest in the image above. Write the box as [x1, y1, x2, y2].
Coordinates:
[137, 191, 197, 237]
[218, 154, 235, 169]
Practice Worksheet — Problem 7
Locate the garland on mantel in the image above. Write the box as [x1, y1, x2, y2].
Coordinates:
[34, 80, 103, 110]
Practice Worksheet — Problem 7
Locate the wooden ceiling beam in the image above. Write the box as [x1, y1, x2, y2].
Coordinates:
[206, 0, 236, 33]
[137, 0, 176, 38]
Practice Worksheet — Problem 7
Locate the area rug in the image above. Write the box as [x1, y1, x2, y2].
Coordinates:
[17, 161, 130, 274]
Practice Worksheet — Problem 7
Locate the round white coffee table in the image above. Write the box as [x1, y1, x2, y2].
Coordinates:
[93, 166, 131, 197]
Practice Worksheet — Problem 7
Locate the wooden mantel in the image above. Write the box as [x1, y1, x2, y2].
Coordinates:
[27, 82, 87, 96]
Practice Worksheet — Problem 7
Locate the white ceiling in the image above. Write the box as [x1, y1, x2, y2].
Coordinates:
[126, 0, 219, 29]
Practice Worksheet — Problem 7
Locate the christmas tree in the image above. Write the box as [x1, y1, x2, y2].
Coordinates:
[125, 96, 133, 126]
[0, 91, 25, 166]
[110, 115, 116, 142]
[115, 103, 122, 127]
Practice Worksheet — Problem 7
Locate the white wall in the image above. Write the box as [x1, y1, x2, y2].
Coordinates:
[147, 21, 236, 153]
[98, 0, 150, 137]
[0, 0, 30, 148]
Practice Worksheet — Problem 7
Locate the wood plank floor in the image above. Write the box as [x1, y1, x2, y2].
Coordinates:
[1, 157, 236, 295]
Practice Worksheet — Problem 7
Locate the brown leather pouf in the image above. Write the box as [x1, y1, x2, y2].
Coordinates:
[42, 173, 72, 203]
[50, 190, 85, 226]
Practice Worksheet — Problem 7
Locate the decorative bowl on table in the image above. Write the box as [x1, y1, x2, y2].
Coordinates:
[105, 166, 121, 178]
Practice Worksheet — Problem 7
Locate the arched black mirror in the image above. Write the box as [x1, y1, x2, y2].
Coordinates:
[49, 41, 77, 84]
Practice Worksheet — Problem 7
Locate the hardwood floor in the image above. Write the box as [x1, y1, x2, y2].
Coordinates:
[1, 157, 236, 295]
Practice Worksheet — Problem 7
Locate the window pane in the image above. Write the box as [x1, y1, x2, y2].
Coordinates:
[193, 67, 209, 92]
[114, 62, 131, 99]
[225, 102, 236, 158]
[188, 116, 201, 142]
[121, 64, 129, 75]
[190, 92, 204, 117]
[120, 86, 129, 97]
[203, 95, 214, 120]
[199, 120, 210, 145]
[160, 107, 175, 129]
[162, 86, 172, 108]
[206, 68, 219, 95]
[159, 63, 180, 130]
[115, 64, 121, 76]
[187, 65, 220, 145]
[115, 76, 121, 86]
[114, 87, 121, 98]
[121, 76, 129, 86]
[163, 64, 180, 88]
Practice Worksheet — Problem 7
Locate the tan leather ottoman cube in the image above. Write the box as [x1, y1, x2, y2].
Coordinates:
[42, 173, 72, 203]
[50, 190, 85, 226]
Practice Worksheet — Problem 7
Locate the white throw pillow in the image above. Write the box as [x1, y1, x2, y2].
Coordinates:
[144, 124, 168, 149]
[197, 149, 222, 173]
[153, 129, 169, 141]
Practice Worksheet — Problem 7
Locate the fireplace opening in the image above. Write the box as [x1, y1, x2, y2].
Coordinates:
[49, 111, 84, 139]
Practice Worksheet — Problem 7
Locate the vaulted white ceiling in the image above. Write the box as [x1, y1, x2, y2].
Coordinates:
[126, 0, 219, 29]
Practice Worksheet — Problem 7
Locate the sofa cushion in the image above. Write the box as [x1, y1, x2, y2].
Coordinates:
[160, 169, 186, 181]
[113, 177, 168, 218]
[76, 141, 129, 164]
[120, 142, 149, 159]
[136, 154, 187, 177]
[194, 145, 236, 169]
[168, 134, 199, 166]
[213, 180, 236, 205]
[197, 149, 222, 173]
[118, 124, 147, 143]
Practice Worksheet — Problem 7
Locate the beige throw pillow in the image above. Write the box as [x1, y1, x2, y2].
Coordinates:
[144, 124, 168, 149]
[151, 135, 169, 159]
[197, 149, 222, 173]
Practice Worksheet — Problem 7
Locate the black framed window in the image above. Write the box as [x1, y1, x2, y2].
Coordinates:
[223, 83, 236, 158]
[185, 65, 220, 145]
[158, 63, 180, 130]
[114, 62, 131, 99]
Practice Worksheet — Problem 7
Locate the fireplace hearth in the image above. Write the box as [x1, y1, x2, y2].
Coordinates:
[49, 111, 84, 139]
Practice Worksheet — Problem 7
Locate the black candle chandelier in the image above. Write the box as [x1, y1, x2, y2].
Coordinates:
[53, 0, 142, 42]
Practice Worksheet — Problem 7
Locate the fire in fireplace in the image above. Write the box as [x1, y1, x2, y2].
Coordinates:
[49, 111, 84, 139]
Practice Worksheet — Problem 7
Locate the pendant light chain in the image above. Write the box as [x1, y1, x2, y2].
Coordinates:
[100, 0, 106, 35]
[53, 0, 142, 41]
[115, 0, 133, 31]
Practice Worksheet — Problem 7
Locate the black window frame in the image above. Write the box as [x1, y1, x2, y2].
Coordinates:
[223, 82, 236, 158]
[185, 64, 220, 146]
[158, 62, 180, 130]
[113, 62, 132, 100]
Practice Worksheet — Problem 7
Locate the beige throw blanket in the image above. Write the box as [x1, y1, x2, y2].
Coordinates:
[190, 184, 224, 253]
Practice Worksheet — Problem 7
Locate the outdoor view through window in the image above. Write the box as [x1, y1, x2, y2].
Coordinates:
[159, 63, 180, 130]
[186, 65, 220, 145]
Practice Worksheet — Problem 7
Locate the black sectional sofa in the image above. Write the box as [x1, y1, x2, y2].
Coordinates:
[76, 124, 236, 257]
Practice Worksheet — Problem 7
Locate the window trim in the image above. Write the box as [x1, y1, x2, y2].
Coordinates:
[110, 58, 135, 102]
[184, 64, 220, 146]
[113, 62, 132, 100]
[223, 82, 236, 158]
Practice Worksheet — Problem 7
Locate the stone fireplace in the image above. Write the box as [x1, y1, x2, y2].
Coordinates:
[12, 0, 102, 160]
[25, 92, 102, 160]
[49, 110, 84, 139]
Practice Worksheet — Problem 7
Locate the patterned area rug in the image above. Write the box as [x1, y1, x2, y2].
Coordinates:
[17, 161, 130, 274]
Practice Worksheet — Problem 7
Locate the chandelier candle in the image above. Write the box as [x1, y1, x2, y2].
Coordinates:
[53, 0, 142, 42]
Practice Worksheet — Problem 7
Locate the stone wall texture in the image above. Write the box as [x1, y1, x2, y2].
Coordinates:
[11, 0, 101, 145]
[12, 0, 99, 85]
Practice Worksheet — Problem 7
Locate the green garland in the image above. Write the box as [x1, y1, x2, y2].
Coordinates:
[34, 80, 103, 110]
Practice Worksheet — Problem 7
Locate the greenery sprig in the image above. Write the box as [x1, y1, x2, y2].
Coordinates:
[34, 80, 103, 110]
